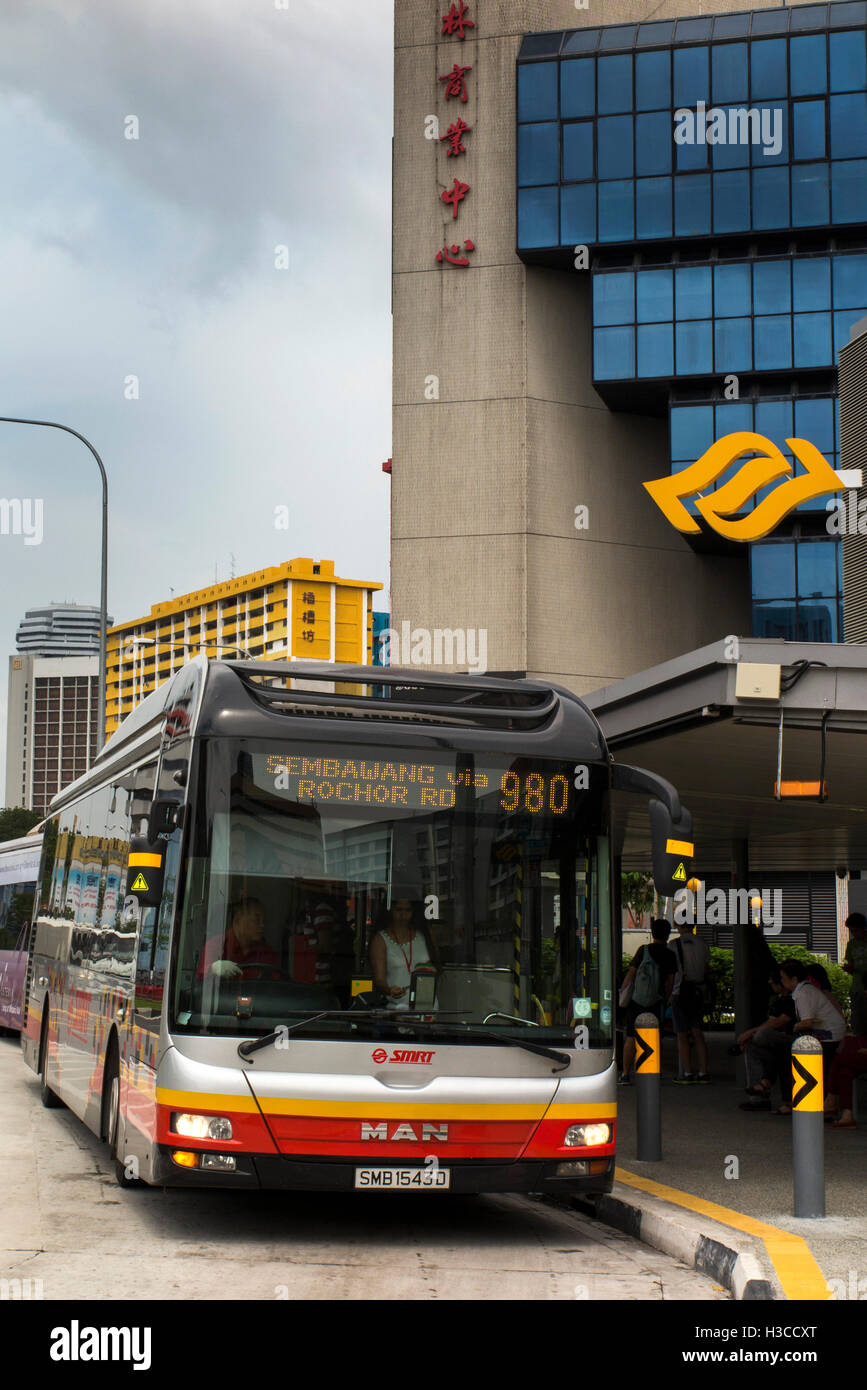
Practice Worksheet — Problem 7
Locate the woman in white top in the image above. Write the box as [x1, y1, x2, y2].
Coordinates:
[370, 900, 434, 1010]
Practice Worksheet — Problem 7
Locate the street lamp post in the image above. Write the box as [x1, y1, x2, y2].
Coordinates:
[0, 417, 108, 749]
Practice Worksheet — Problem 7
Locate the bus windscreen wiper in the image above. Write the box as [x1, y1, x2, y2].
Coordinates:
[399, 1020, 572, 1069]
[237, 1010, 470, 1060]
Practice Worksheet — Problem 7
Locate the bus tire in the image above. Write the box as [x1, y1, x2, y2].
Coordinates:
[102, 1043, 142, 1189]
[39, 1010, 63, 1109]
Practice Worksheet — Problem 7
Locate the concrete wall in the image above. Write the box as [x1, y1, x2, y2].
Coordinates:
[392, 0, 804, 691]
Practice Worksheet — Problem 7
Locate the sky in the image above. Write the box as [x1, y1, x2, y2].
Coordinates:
[0, 0, 393, 792]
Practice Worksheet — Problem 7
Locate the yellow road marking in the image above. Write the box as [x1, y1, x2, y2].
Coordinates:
[615, 1167, 831, 1301]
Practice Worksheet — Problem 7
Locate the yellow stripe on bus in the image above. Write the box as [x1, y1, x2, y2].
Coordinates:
[128, 852, 163, 867]
[665, 838, 694, 856]
[156, 1091, 617, 1122]
[156, 1088, 260, 1114]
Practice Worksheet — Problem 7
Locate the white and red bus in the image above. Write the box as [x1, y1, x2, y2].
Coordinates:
[22, 658, 691, 1191]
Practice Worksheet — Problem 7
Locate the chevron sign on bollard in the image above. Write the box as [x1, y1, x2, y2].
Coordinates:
[635, 1012, 661, 1162]
[791, 1035, 825, 1218]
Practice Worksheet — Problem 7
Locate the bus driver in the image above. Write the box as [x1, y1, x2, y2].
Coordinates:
[196, 898, 279, 980]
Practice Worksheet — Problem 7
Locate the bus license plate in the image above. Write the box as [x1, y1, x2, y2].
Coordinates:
[354, 1167, 450, 1190]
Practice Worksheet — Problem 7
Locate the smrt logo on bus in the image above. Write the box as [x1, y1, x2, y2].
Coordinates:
[371, 1048, 435, 1065]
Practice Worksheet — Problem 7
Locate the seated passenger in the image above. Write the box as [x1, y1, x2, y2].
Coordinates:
[196, 898, 279, 980]
[738, 968, 796, 1110]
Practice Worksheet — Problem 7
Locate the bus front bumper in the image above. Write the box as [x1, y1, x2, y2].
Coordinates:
[153, 1146, 615, 1195]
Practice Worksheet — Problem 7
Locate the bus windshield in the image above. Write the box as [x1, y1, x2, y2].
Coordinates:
[172, 739, 613, 1045]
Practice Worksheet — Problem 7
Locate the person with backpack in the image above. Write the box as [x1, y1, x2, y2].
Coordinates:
[618, 918, 677, 1084]
[671, 921, 712, 1084]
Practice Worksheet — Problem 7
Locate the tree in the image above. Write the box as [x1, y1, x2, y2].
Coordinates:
[0, 807, 43, 841]
[622, 871, 655, 929]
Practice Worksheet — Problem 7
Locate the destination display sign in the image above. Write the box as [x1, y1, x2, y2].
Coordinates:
[255, 753, 577, 816]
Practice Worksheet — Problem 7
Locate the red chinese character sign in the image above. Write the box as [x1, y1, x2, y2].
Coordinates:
[436, 239, 475, 268]
[441, 177, 470, 219]
[440, 118, 472, 156]
[441, 2, 474, 39]
[439, 63, 472, 103]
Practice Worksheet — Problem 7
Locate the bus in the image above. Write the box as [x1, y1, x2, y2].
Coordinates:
[22, 658, 692, 1192]
[0, 833, 42, 1032]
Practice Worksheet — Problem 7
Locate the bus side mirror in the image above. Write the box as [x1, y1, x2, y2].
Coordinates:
[649, 799, 694, 898]
[125, 836, 165, 908]
[147, 797, 184, 842]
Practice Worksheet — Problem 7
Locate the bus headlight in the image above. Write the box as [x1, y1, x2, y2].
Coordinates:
[172, 1113, 234, 1141]
[564, 1123, 611, 1147]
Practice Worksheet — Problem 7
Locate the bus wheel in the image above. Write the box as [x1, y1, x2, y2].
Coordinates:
[39, 1011, 63, 1109]
[103, 1046, 142, 1189]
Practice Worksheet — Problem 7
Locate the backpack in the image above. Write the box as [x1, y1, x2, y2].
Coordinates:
[632, 947, 662, 1007]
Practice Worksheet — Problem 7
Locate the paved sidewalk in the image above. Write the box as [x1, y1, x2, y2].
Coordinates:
[611, 1032, 867, 1298]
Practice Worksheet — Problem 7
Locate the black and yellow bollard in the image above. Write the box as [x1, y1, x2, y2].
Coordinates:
[635, 1011, 662, 1161]
[791, 1035, 825, 1218]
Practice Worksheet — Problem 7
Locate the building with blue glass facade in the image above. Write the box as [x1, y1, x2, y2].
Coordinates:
[516, 1, 867, 644]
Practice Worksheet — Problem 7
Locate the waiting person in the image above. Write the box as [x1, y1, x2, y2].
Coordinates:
[765, 959, 846, 1115]
[370, 899, 435, 1011]
[196, 898, 279, 980]
[618, 918, 677, 1084]
[843, 912, 867, 1037]
[746, 913, 776, 1029]
[738, 968, 796, 1111]
[823, 1034, 867, 1129]
[671, 922, 711, 1084]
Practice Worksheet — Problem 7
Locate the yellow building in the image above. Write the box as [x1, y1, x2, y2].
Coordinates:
[106, 557, 383, 735]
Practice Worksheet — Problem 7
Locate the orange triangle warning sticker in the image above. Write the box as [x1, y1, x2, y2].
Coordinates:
[131, 873, 149, 892]
[673, 862, 687, 882]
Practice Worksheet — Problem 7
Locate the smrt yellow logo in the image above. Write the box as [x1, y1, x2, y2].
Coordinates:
[644, 432, 841, 542]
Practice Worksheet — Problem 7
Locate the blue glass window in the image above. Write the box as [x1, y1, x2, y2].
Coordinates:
[754, 261, 791, 314]
[753, 602, 797, 640]
[597, 116, 633, 178]
[829, 31, 867, 91]
[712, 42, 748, 103]
[517, 186, 558, 248]
[561, 183, 596, 244]
[598, 55, 633, 114]
[676, 266, 712, 319]
[714, 263, 751, 318]
[797, 601, 837, 642]
[750, 104, 788, 165]
[793, 100, 827, 160]
[831, 94, 867, 158]
[755, 314, 792, 369]
[711, 107, 751, 168]
[674, 46, 709, 106]
[751, 542, 795, 599]
[791, 162, 830, 224]
[637, 269, 673, 323]
[790, 35, 828, 96]
[755, 398, 793, 448]
[518, 63, 557, 122]
[750, 39, 788, 98]
[752, 165, 790, 227]
[794, 312, 832, 366]
[637, 323, 674, 377]
[715, 317, 753, 370]
[598, 179, 634, 240]
[834, 307, 867, 355]
[594, 326, 635, 379]
[636, 113, 672, 174]
[715, 400, 754, 437]
[675, 320, 713, 375]
[794, 257, 831, 311]
[829, 4, 867, 28]
[636, 176, 673, 238]
[636, 50, 670, 110]
[795, 397, 835, 454]
[517, 122, 559, 186]
[670, 404, 714, 460]
[593, 272, 634, 326]
[676, 132, 709, 171]
[832, 253, 867, 307]
[561, 58, 595, 119]
[832, 159, 867, 222]
[798, 542, 838, 596]
[791, 6, 831, 31]
[562, 122, 594, 181]
[674, 173, 710, 235]
[713, 170, 750, 231]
